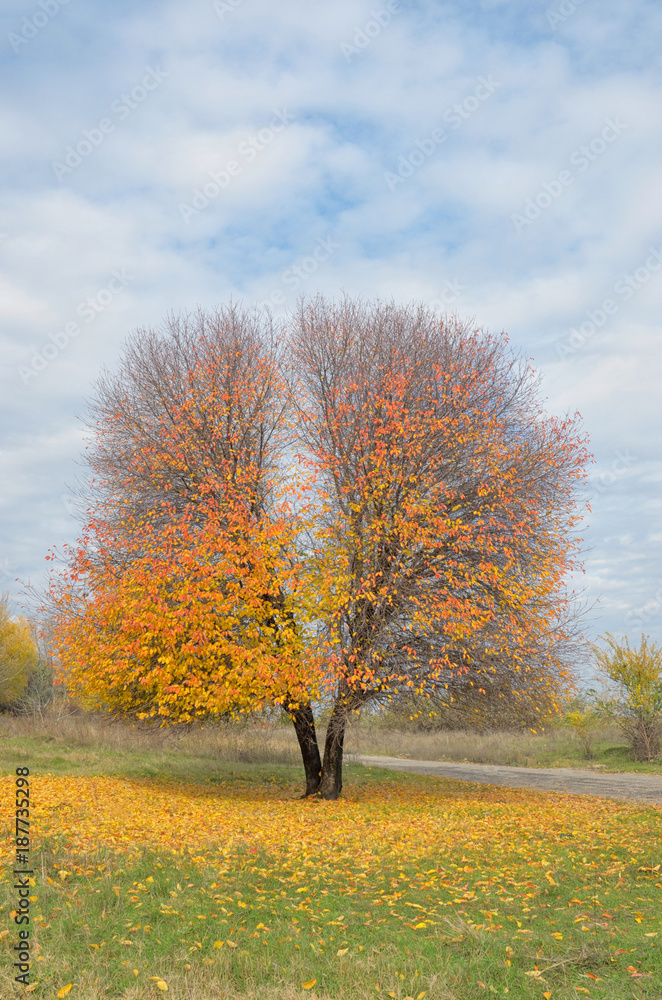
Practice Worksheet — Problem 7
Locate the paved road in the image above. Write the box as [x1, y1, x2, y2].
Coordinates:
[353, 755, 662, 805]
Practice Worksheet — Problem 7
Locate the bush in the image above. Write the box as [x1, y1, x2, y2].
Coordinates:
[561, 692, 603, 759]
[0, 596, 39, 710]
[15, 655, 56, 715]
[593, 633, 662, 761]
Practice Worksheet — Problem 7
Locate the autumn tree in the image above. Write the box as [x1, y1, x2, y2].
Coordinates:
[0, 595, 39, 710]
[45, 307, 324, 795]
[45, 298, 590, 800]
[289, 296, 589, 797]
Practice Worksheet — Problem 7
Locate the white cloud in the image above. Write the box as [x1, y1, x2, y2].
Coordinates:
[0, 0, 660, 651]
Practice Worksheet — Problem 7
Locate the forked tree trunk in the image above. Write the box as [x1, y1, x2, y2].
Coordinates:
[317, 698, 349, 800]
[290, 702, 323, 796]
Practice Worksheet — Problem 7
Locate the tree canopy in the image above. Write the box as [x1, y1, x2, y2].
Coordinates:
[45, 298, 590, 798]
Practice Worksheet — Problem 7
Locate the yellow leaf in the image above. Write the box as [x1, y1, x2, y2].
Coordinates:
[644, 932, 658, 937]
[551, 932, 563, 939]
[213, 940, 224, 948]
[545, 872, 556, 885]
[337, 947, 349, 956]
[543, 993, 552, 1000]
[413, 921, 427, 929]
[301, 980, 317, 990]
[155, 982, 168, 993]
[57, 986, 73, 998]
[417, 993, 428, 999]
[226, 940, 238, 948]
[25, 987, 38, 994]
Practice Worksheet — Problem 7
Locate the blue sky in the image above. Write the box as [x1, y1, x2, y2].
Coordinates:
[1, 0, 661, 663]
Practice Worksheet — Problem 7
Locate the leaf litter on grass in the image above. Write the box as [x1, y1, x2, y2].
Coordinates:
[0, 769, 660, 998]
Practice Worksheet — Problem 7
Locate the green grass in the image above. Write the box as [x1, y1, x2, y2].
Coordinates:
[5, 834, 662, 1000]
[345, 720, 662, 774]
[1, 729, 661, 998]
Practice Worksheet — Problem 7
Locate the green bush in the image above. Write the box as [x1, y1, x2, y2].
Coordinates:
[561, 692, 603, 759]
[593, 632, 662, 761]
[0, 595, 39, 710]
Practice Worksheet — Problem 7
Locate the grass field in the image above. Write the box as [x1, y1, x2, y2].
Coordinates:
[1, 723, 661, 999]
[1, 708, 661, 775]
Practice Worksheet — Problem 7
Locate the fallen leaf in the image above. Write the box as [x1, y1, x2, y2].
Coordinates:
[57, 986, 73, 998]
[301, 980, 316, 990]
[336, 947, 349, 956]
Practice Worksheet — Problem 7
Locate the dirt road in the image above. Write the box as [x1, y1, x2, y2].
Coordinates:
[353, 755, 662, 805]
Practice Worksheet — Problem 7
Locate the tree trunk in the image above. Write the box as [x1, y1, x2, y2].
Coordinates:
[317, 698, 349, 800]
[290, 702, 322, 796]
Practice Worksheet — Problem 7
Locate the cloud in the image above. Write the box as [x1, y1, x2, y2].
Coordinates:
[0, 0, 660, 660]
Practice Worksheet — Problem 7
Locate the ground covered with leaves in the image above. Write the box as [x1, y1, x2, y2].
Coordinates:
[1, 763, 661, 999]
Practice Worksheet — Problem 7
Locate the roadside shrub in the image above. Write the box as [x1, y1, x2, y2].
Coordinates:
[562, 692, 603, 759]
[593, 633, 662, 761]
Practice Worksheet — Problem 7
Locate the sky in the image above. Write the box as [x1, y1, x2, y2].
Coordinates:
[1, 0, 661, 669]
